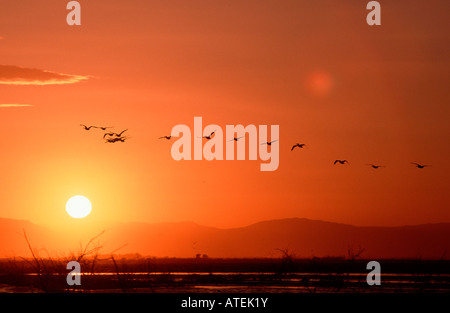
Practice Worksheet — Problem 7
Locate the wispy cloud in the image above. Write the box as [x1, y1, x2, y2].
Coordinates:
[0, 104, 33, 108]
[0, 65, 90, 85]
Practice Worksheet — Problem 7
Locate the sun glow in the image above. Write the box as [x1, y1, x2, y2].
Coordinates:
[65, 195, 92, 218]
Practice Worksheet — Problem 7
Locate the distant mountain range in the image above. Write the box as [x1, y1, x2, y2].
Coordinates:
[1, 217, 449, 259]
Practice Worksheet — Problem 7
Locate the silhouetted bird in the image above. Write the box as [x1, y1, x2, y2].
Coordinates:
[117, 136, 130, 142]
[105, 136, 129, 143]
[228, 136, 244, 142]
[80, 124, 96, 131]
[291, 143, 306, 151]
[411, 162, 431, 169]
[368, 164, 384, 169]
[200, 130, 216, 140]
[103, 129, 128, 138]
[159, 135, 172, 140]
[96, 126, 113, 130]
[334, 160, 349, 165]
[105, 137, 119, 143]
[261, 139, 279, 146]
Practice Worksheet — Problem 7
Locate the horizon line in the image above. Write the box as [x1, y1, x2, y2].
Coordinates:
[2, 215, 449, 230]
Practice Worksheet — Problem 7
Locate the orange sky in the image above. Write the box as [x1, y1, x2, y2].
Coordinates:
[0, 0, 449, 231]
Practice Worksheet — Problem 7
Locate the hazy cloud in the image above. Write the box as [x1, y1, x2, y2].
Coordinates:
[0, 65, 90, 85]
[0, 104, 33, 108]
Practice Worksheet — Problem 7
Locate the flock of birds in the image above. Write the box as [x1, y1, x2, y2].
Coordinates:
[158, 132, 432, 169]
[80, 124, 129, 143]
[82, 125, 431, 169]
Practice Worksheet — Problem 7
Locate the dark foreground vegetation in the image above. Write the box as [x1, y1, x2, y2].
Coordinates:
[0, 256, 449, 293]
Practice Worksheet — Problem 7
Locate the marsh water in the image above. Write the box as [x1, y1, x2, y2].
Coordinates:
[1, 271, 449, 293]
[1, 258, 449, 293]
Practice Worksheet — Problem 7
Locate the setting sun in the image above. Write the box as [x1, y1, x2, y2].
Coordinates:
[65, 195, 92, 219]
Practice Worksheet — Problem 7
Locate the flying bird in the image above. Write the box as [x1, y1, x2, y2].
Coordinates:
[200, 130, 216, 140]
[368, 164, 384, 169]
[291, 143, 306, 151]
[105, 136, 130, 143]
[115, 129, 128, 137]
[159, 135, 172, 140]
[261, 139, 279, 146]
[96, 126, 113, 131]
[80, 124, 96, 131]
[104, 137, 119, 143]
[411, 162, 431, 169]
[117, 136, 130, 142]
[103, 129, 128, 138]
[334, 160, 349, 165]
[228, 136, 244, 142]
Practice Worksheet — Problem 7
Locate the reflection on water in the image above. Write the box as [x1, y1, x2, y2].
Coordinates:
[39, 272, 450, 293]
[1, 271, 449, 293]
